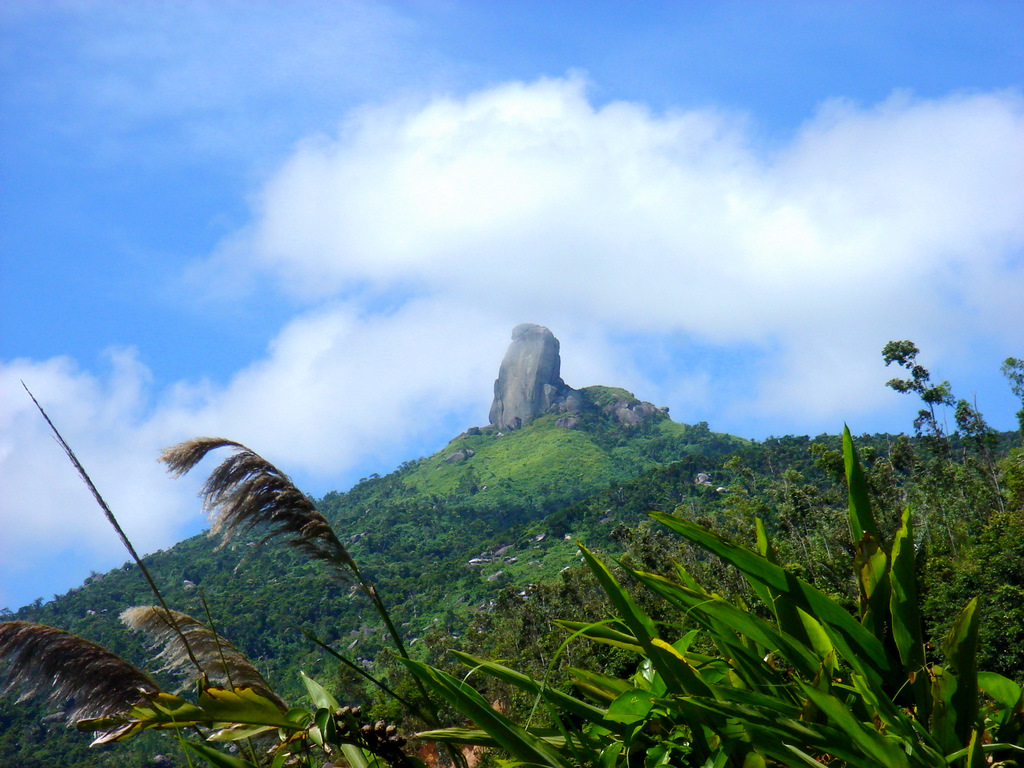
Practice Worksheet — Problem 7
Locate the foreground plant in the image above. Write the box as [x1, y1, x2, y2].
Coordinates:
[403, 427, 1024, 766]
[2, 397, 438, 767]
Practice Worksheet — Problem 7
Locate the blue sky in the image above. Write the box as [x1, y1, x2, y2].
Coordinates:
[1, 1, 1022, 611]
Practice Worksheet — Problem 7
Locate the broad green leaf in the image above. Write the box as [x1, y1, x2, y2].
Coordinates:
[930, 664, 959, 756]
[843, 426, 880, 543]
[941, 598, 981, 748]
[309, 707, 336, 748]
[889, 506, 929, 719]
[853, 532, 889, 639]
[300, 670, 339, 711]
[598, 742, 623, 768]
[976, 671, 1022, 710]
[796, 607, 835, 674]
[603, 689, 656, 725]
[198, 686, 293, 728]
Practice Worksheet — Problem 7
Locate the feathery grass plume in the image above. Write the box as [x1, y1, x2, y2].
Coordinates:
[161, 438, 357, 578]
[121, 606, 287, 711]
[162, 437, 458, 760]
[0, 621, 158, 723]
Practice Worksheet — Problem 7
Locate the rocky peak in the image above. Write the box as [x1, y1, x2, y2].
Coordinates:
[489, 323, 575, 431]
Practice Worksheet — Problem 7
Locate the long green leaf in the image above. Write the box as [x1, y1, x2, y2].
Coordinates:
[553, 620, 643, 653]
[853, 532, 890, 638]
[299, 671, 339, 711]
[843, 426, 880, 543]
[889, 506, 929, 720]
[578, 544, 713, 697]
[416, 726, 568, 749]
[451, 651, 609, 726]
[181, 740, 258, 768]
[649, 511, 894, 685]
[400, 657, 571, 768]
[681, 696, 870, 767]
[941, 598, 981, 749]
[799, 684, 909, 768]
[197, 686, 295, 729]
[753, 519, 813, 649]
[630, 568, 821, 682]
[930, 664, 959, 756]
[567, 667, 634, 702]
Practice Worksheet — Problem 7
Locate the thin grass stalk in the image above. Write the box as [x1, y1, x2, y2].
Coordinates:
[301, 629, 424, 720]
[161, 438, 464, 766]
[197, 589, 264, 767]
[23, 384, 204, 677]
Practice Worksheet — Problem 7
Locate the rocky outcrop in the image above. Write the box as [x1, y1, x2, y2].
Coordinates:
[444, 448, 475, 464]
[487, 324, 671, 432]
[603, 399, 660, 428]
[489, 324, 576, 431]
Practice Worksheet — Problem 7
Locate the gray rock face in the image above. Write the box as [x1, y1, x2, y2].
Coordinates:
[444, 448, 475, 464]
[489, 324, 572, 430]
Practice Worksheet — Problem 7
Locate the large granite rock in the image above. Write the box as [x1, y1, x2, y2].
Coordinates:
[489, 324, 573, 430]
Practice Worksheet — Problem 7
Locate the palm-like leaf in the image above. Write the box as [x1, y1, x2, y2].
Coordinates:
[0, 621, 158, 722]
[121, 607, 286, 711]
[161, 438, 356, 578]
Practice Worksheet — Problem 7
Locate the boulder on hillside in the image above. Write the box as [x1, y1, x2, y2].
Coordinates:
[445, 448, 475, 464]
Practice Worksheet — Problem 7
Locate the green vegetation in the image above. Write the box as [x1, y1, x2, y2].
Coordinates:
[2, 344, 1023, 766]
[410, 436, 1024, 767]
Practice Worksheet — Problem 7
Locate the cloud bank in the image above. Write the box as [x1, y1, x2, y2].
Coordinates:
[3, 78, 1023, 608]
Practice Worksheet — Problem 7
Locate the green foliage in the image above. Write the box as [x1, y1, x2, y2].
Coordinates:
[883, 340, 956, 442]
[1003, 357, 1024, 434]
[408, 431, 1024, 767]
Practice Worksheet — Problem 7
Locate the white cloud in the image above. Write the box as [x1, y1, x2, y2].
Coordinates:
[0, 350, 202, 607]
[157, 301, 513, 472]
[239, 77, 1024, 417]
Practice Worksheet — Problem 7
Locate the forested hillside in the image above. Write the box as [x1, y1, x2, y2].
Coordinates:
[2, 352, 1023, 767]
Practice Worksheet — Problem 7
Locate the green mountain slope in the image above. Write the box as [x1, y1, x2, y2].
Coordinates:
[4, 382, 1020, 768]
[2, 386, 743, 767]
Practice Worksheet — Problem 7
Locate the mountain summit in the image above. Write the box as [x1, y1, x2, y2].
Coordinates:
[488, 323, 670, 432]
[489, 323, 578, 430]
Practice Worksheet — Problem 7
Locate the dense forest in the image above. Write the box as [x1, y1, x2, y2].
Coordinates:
[2, 350, 1023, 767]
